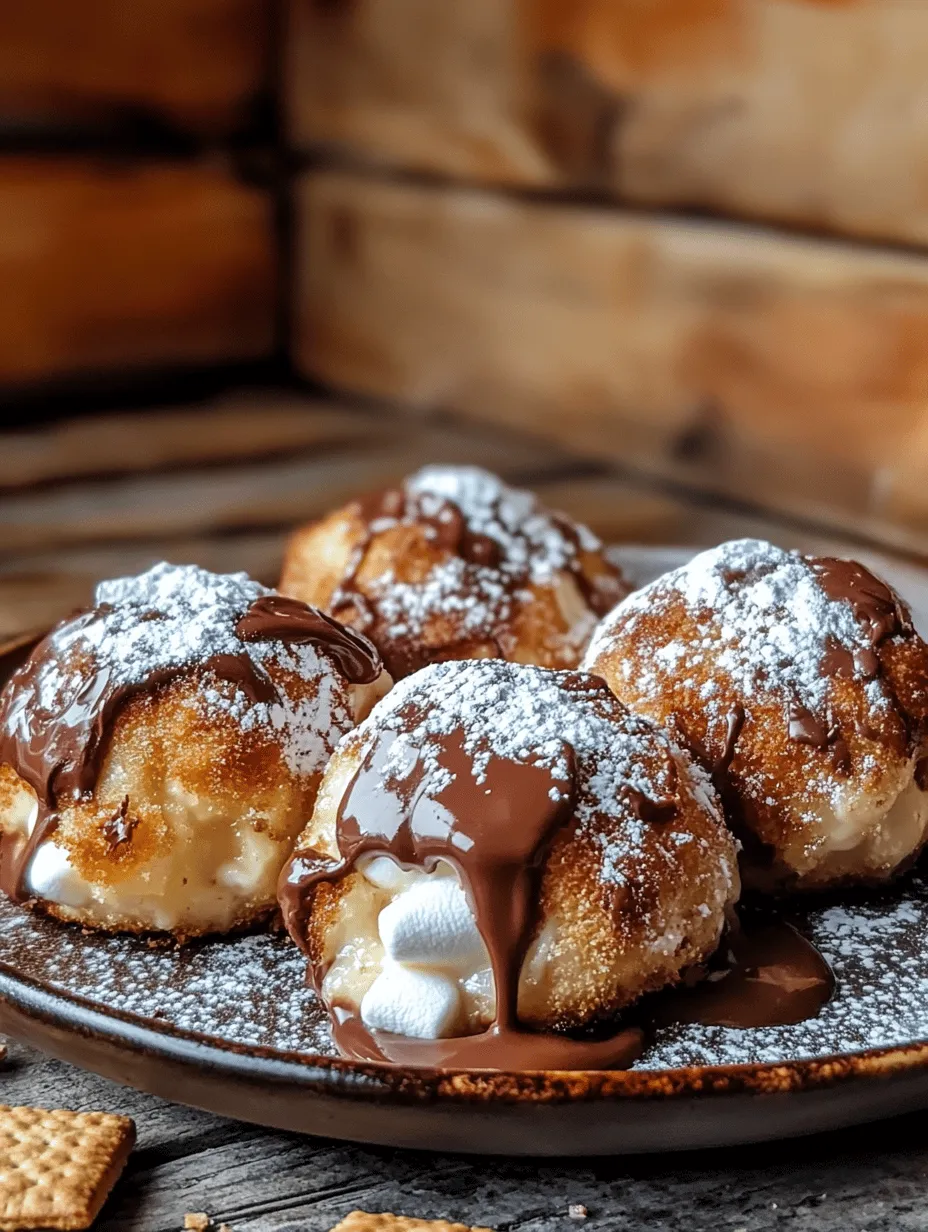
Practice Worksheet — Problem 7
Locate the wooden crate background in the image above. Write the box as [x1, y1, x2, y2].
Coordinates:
[3, 0, 928, 629]
[287, 0, 928, 551]
[0, 0, 277, 389]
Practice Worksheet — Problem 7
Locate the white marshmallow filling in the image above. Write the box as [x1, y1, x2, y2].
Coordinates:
[9, 784, 287, 932]
[324, 858, 495, 1040]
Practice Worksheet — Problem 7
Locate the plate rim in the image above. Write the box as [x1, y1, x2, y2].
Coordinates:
[5, 954, 928, 1107]
[5, 542, 928, 1144]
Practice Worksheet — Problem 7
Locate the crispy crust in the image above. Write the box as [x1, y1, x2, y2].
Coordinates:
[280, 497, 626, 679]
[587, 555, 928, 890]
[292, 698, 739, 1032]
[0, 651, 388, 938]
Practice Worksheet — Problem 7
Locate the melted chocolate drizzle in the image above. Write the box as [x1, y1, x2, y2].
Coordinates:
[101, 795, 139, 855]
[782, 557, 917, 766]
[279, 709, 834, 1071]
[327, 484, 627, 678]
[651, 918, 834, 1030]
[279, 708, 668, 1068]
[235, 594, 381, 684]
[713, 706, 745, 789]
[812, 557, 913, 646]
[0, 592, 381, 904]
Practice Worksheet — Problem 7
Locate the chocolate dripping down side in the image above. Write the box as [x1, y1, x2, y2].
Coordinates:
[0, 594, 381, 903]
[711, 558, 920, 799]
[795, 557, 918, 762]
[278, 718, 834, 1071]
[235, 594, 382, 684]
[326, 485, 628, 678]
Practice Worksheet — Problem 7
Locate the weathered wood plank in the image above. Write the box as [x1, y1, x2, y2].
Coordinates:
[289, 0, 928, 247]
[0, 534, 287, 638]
[0, 469, 894, 641]
[0, 1, 269, 133]
[295, 171, 928, 550]
[0, 413, 562, 556]
[0, 159, 274, 385]
[4, 1037, 928, 1232]
[0, 395, 375, 491]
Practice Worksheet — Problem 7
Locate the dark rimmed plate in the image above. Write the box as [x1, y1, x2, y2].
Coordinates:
[4, 545, 928, 1155]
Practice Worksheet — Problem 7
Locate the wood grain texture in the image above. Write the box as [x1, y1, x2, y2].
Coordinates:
[3, 1037, 928, 1231]
[0, 159, 275, 384]
[0, 394, 374, 491]
[295, 170, 928, 549]
[0, 408, 561, 556]
[0, 0, 268, 133]
[0, 390, 875, 641]
[288, 0, 928, 246]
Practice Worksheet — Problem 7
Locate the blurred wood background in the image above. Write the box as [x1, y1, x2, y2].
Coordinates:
[4, 0, 928, 626]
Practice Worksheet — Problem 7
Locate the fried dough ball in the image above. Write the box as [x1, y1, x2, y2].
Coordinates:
[281, 660, 739, 1038]
[0, 563, 389, 937]
[279, 465, 629, 679]
[585, 539, 928, 891]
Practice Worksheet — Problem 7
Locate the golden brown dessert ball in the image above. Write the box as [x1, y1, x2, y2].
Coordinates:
[585, 539, 928, 891]
[281, 659, 739, 1039]
[0, 563, 389, 937]
[279, 465, 629, 679]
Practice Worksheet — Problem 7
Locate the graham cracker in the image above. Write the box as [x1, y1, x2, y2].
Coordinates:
[0, 1104, 135, 1231]
[330, 1214, 494, 1232]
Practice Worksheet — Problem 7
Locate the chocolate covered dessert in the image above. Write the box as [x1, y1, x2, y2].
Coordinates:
[278, 659, 742, 1067]
[586, 539, 928, 891]
[279, 465, 629, 679]
[0, 563, 390, 937]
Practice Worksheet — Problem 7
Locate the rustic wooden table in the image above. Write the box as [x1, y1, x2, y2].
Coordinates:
[6, 1035, 928, 1232]
[3, 392, 928, 1232]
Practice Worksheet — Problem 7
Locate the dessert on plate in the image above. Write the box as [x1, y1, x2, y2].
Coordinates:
[0, 562, 389, 937]
[585, 539, 928, 890]
[279, 465, 629, 679]
[278, 658, 739, 1066]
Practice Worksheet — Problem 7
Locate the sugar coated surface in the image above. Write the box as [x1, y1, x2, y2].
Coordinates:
[586, 538, 900, 725]
[6, 562, 354, 777]
[4, 876, 928, 1067]
[406, 466, 601, 579]
[369, 466, 602, 640]
[352, 659, 689, 835]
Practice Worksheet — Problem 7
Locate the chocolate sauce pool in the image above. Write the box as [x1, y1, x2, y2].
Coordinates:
[280, 711, 835, 1071]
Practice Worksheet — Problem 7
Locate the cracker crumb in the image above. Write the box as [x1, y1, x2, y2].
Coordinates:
[568, 1205, 588, 1220]
[184, 1215, 211, 1231]
[330, 1213, 493, 1232]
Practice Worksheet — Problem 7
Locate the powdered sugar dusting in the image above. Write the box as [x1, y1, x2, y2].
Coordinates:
[586, 538, 899, 726]
[6, 562, 356, 778]
[368, 466, 606, 643]
[354, 660, 681, 836]
[4, 874, 928, 1067]
[407, 466, 601, 580]
[643, 876, 928, 1068]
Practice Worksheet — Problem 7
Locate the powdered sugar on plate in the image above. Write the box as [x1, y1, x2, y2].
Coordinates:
[643, 875, 928, 1069]
[4, 875, 928, 1068]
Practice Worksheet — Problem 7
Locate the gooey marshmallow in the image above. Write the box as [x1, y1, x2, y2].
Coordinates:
[359, 866, 492, 1040]
[27, 841, 91, 909]
[18, 798, 91, 910]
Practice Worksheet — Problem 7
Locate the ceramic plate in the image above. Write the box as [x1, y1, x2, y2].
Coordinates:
[4, 545, 928, 1155]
